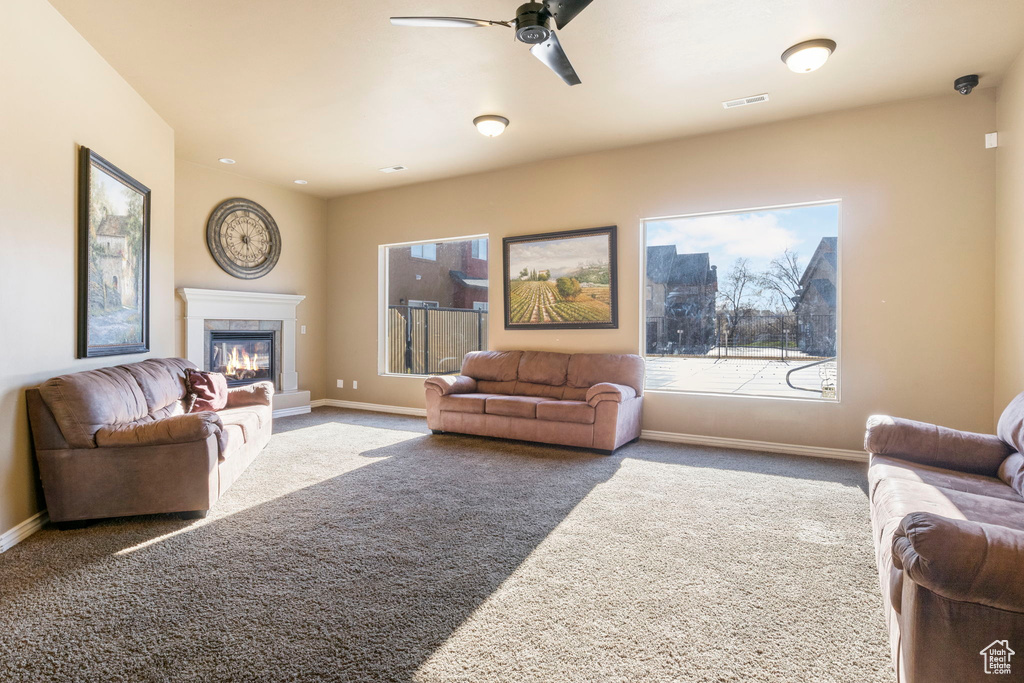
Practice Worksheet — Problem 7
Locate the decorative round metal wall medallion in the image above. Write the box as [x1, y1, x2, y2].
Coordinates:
[206, 198, 281, 279]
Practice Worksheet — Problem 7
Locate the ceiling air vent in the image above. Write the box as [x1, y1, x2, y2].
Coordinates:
[722, 93, 769, 109]
[379, 165, 408, 173]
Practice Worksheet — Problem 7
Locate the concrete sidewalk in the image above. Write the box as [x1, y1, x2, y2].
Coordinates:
[645, 356, 838, 399]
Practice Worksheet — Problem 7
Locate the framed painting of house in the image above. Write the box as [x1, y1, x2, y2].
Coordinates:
[503, 225, 618, 330]
[77, 147, 151, 358]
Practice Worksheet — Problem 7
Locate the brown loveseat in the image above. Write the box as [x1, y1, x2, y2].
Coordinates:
[26, 358, 273, 525]
[424, 350, 643, 454]
[865, 396, 1024, 683]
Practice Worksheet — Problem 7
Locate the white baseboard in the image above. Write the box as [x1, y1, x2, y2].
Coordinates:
[315, 398, 427, 417]
[641, 429, 867, 462]
[273, 405, 312, 418]
[0, 510, 48, 553]
[309, 399, 864, 462]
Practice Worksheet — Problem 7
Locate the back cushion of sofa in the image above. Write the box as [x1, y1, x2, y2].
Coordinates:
[998, 391, 1024, 455]
[567, 354, 645, 396]
[38, 365, 149, 448]
[517, 351, 570, 386]
[462, 351, 523, 382]
[476, 380, 517, 395]
[125, 358, 196, 418]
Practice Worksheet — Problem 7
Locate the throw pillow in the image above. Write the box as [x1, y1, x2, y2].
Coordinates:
[186, 369, 228, 412]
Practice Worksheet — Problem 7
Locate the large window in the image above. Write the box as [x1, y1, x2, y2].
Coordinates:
[643, 202, 840, 400]
[381, 235, 488, 375]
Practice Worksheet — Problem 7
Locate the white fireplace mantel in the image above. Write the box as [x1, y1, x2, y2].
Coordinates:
[177, 287, 306, 397]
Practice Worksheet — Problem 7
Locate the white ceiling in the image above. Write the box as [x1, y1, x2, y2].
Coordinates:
[50, 0, 1024, 197]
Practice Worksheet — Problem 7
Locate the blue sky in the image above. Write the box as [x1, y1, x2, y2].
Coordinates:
[645, 202, 839, 275]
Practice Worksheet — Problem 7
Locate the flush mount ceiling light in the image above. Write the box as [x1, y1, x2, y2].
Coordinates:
[293, 179, 308, 185]
[473, 115, 509, 137]
[218, 158, 236, 164]
[781, 39, 837, 73]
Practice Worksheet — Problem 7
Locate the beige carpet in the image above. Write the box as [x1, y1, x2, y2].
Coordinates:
[0, 408, 891, 682]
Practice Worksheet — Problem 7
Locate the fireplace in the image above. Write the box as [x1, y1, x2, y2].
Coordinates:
[209, 331, 276, 387]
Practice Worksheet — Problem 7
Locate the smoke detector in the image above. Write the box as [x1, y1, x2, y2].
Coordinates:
[722, 93, 770, 109]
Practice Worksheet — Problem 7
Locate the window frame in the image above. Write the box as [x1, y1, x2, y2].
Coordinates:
[378, 233, 489, 378]
[640, 199, 842, 403]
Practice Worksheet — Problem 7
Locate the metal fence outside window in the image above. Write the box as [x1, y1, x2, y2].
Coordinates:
[646, 313, 836, 361]
[387, 305, 487, 375]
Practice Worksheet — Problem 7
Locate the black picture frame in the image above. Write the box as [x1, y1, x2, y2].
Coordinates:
[503, 225, 618, 330]
[77, 147, 151, 358]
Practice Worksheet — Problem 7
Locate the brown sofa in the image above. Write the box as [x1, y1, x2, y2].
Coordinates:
[865, 396, 1024, 683]
[424, 350, 643, 454]
[26, 358, 273, 525]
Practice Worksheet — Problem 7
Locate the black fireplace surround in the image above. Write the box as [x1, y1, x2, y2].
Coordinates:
[209, 330, 275, 387]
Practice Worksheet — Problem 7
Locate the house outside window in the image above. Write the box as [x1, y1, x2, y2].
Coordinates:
[471, 238, 487, 260]
[643, 201, 840, 401]
[411, 243, 437, 260]
[381, 235, 488, 375]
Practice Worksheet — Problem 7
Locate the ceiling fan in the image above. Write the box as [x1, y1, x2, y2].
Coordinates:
[390, 1, 595, 86]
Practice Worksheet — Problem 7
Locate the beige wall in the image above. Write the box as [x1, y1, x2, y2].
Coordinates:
[326, 92, 998, 451]
[0, 0, 176, 533]
[995, 48, 1024, 420]
[173, 161, 328, 400]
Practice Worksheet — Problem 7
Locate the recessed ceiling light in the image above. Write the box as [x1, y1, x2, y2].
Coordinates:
[379, 165, 408, 174]
[473, 115, 509, 137]
[293, 179, 308, 185]
[781, 39, 836, 73]
[218, 158, 236, 164]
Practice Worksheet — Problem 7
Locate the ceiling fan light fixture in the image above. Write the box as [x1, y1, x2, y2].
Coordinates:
[781, 39, 836, 73]
[473, 115, 510, 137]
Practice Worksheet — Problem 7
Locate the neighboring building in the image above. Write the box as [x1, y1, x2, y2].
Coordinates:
[791, 236, 837, 356]
[645, 246, 718, 354]
[388, 238, 488, 310]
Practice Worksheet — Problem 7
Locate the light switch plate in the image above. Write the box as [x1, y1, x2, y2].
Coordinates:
[336, 379, 344, 388]
[986, 132, 999, 149]
[301, 325, 307, 334]
[353, 381, 358, 389]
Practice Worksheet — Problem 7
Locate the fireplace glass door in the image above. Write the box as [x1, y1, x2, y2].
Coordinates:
[209, 331, 275, 387]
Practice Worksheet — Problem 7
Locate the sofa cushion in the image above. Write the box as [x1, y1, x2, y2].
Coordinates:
[513, 381, 565, 400]
[997, 390, 1024, 454]
[217, 405, 269, 442]
[1000, 453, 1024, 499]
[124, 358, 195, 418]
[461, 351, 523, 382]
[871, 476, 1024, 534]
[38, 365, 149, 448]
[870, 455, 1024, 505]
[187, 369, 229, 412]
[517, 351, 570, 386]
[536, 400, 596, 425]
[220, 424, 245, 462]
[485, 395, 548, 419]
[476, 380, 517, 395]
[438, 393, 493, 414]
[567, 353, 645, 396]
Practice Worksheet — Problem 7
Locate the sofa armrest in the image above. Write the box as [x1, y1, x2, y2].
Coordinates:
[424, 375, 477, 396]
[95, 412, 225, 449]
[225, 381, 274, 408]
[893, 512, 1024, 613]
[864, 415, 1011, 476]
[586, 382, 637, 406]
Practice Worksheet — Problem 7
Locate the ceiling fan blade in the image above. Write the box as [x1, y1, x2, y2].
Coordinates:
[390, 16, 509, 28]
[542, 0, 595, 29]
[529, 31, 581, 86]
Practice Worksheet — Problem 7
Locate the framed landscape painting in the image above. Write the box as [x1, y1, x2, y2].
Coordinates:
[77, 147, 151, 358]
[503, 225, 618, 330]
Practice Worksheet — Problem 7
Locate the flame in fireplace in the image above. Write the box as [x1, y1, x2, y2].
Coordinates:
[225, 346, 259, 378]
